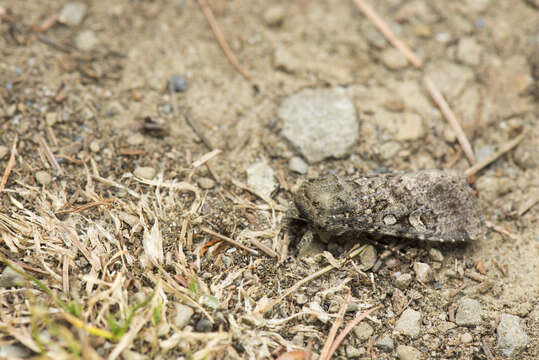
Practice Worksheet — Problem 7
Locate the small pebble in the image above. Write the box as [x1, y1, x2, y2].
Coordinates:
[375, 334, 394, 352]
[297, 231, 325, 258]
[460, 332, 473, 343]
[429, 248, 444, 262]
[295, 293, 308, 305]
[75, 30, 98, 51]
[0, 145, 8, 159]
[396, 345, 421, 360]
[455, 298, 482, 326]
[127, 133, 145, 146]
[381, 48, 408, 70]
[457, 37, 482, 66]
[59, 2, 87, 26]
[168, 75, 189, 92]
[89, 140, 101, 153]
[263, 5, 285, 26]
[395, 113, 425, 141]
[413, 262, 433, 283]
[197, 177, 215, 189]
[394, 273, 413, 289]
[134, 166, 156, 180]
[0, 344, 32, 358]
[345, 345, 364, 358]
[121, 350, 148, 360]
[35, 171, 52, 185]
[246, 160, 276, 199]
[353, 322, 374, 341]
[195, 318, 213, 332]
[0, 266, 24, 288]
[174, 304, 194, 329]
[157, 322, 170, 336]
[395, 308, 421, 338]
[359, 245, 377, 270]
[497, 313, 530, 358]
[288, 156, 308, 174]
[45, 112, 57, 126]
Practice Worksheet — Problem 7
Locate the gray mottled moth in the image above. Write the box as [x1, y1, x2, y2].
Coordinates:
[293, 170, 484, 242]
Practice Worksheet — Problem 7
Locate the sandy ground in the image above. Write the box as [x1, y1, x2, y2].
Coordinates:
[0, 0, 537, 359]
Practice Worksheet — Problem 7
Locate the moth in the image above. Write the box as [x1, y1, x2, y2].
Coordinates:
[293, 170, 484, 242]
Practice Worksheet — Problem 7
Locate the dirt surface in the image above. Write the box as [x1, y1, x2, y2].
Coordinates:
[0, 0, 537, 359]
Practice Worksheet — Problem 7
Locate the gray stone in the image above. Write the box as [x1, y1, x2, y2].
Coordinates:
[359, 245, 377, 270]
[288, 156, 308, 174]
[457, 37, 482, 66]
[195, 318, 213, 332]
[59, 2, 87, 26]
[381, 48, 408, 70]
[0, 266, 24, 288]
[345, 345, 365, 358]
[127, 133, 145, 146]
[273, 46, 300, 73]
[0, 344, 31, 358]
[379, 141, 402, 160]
[89, 140, 101, 153]
[413, 262, 433, 284]
[394, 113, 425, 141]
[75, 30, 98, 51]
[279, 88, 359, 163]
[396, 345, 422, 360]
[497, 314, 530, 358]
[455, 298, 482, 326]
[460, 332, 473, 343]
[375, 334, 394, 352]
[353, 322, 374, 341]
[0, 145, 9, 159]
[429, 248, 444, 262]
[263, 5, 285, 26]
[246, 160, 276, 198]
[394, 273, 413, 289]
[122, 349, 148, 360]
[426, 61, 474, 101]
[174, 304, 194, 329]
[168, 76, 189, 92]
[35, 171, 52, 185]
[197, 177, 215, 189]
[395, 309, 421, 338]
[134, 166, 156, 180]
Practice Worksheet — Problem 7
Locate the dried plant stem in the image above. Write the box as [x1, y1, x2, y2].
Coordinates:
[200, 226, 259, 255]
[464, 132, 526, 177]
[326, 304, 383, 359]
[352, 0, 422, 68]
[424, 77, 477, 165]
[320, 291, 351, 360]
[0, 135, 17, 193]
[197, 0, 251, 80]
[260, 245, 368, 313]
[485, 221, 520, 241]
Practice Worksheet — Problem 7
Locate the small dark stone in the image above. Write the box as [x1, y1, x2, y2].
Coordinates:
[168, 75, 189, 92]
[195, 318, 213, 332]
[433, 281, 443, 290]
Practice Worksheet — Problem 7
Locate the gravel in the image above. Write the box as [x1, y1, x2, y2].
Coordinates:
[195, 318, 213, 332]
[197, 177, 215, 189]
[455, 298, 482, 326]
[134, 166, 156, 180]
[279, 88, 359, 163]
[413, 262, 433, 283]
[174, 304, 194, 329]
[0, 266, 24, 288]
[394, 273, 413, 289]
[396, 345, 422, 360]
[35, 171, 52, 185]
[168, 76, 189, 92]
[497, 314, 530, 358]
[246, 160, 276, 198]
[353, 322, 374, 341]
[381, 48, 408, 69]
[375, 334, 394, 352]
[59, 2, 87, 26]
[288, 156, 308, 174]
[395, 308, 422, 338]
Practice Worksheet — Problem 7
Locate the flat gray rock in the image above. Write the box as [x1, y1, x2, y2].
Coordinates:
[279, 88, 359, 163]
[455, 298, 482, 326]
[497, 314, 530, 358]
[395, 308, 421, 338]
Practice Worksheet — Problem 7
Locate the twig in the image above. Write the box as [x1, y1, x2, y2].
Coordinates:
[37, 135, 64, 175]
[199, 226, 258, 255]
[326, 304, 383, 359]
[352, 0, 422, 68]
[464, 132, 526, 178]
[197, 0, 251, 80]
[485, 221, 520, 241]
[517, 193, 539, 217]
[492, 259, 507, 277]
[259, 245, 368, 313]
[185, 110, 215, 150]
[0, 136, 17, 193]
[424, 77, 477, 165]
[248, 238, 278, 258]
[320, 291, 351, 360]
